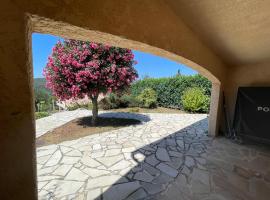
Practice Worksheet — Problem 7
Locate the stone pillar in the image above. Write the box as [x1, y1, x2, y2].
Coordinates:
[208, 82, 221, 136]
[0, 13, 37, 199]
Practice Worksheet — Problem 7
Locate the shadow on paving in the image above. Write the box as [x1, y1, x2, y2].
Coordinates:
[76, 112, 151, 127]
[97, 112, 152, 123]
[76, 112, 152, 126]
[95, 118, 211, 200]
[94, 118, 270, 200]
[36, 112, 151, 147]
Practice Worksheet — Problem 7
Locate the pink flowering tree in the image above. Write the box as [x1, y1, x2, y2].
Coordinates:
[44, 39, 138, 125]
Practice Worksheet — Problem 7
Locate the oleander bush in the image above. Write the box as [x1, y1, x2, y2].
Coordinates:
[44, 39, 138, 125]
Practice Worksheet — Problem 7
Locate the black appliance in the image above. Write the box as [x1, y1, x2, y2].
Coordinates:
[233, 87, 270, 144]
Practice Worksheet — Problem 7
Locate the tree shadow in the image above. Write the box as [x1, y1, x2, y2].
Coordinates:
[99, 112, 152, 123]
[93, 117, 210, 200]
[76, 112, 151, 128]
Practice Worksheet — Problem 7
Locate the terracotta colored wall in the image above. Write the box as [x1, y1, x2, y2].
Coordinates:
[0, 1, 227, 199]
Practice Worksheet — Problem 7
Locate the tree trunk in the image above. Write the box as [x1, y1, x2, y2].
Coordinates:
[91, 96, 98, 126]
[52, 99, 55, 111]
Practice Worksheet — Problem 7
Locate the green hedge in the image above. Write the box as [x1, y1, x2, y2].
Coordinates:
[131, 74, 211, 109]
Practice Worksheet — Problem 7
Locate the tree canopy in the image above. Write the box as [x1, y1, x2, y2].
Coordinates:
[44, 39, 138, 124]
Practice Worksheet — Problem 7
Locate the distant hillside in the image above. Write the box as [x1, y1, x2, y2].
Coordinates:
[34, 78, 51, 95]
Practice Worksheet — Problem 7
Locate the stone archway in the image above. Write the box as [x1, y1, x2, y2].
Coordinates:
[29, 14, 221, 136]
[0, 7, 225, 198]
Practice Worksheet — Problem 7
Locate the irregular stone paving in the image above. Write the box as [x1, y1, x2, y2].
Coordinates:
[37, 112, 270, 200]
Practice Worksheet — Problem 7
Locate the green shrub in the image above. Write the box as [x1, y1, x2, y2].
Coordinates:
[35, 112, 50, 119]
[118, 94, 130, 108]
[99, 93, 120, 110]
[99, 98, 111, 110]
[99, 93, 140, 110]
[137, 88, 157, 108]
[67, 104, 80, 111]
[131, 74, 211, 108]
[181, 87, 210, 113]
[120, 94, 140, 107]
[88, 102, 93, 110]
[67, 103, 89, 111]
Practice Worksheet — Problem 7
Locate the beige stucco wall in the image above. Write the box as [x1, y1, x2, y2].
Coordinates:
[0, 1, 228, 199]
[1, 1, 270, 199]
[12, 0, 227, 82]
[226, 61, 270, 120]
[0, 4, 37, 200]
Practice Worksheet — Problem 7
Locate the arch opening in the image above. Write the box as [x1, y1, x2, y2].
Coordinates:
[28, 14, 223, 200]
[29, 14, 221, 137]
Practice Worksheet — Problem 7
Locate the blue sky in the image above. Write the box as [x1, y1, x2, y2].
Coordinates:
[32, 33, 197, 78]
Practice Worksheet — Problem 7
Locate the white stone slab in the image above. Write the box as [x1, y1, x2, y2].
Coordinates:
[65, 168, 89, 181]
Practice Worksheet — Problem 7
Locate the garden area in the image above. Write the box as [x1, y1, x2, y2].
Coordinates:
[35, 74, 212, 118]
[36, 74, 211, 147]
[98, 74, 211, 113]
[34, 38, 216, 200]
[34, 39, 211, 147]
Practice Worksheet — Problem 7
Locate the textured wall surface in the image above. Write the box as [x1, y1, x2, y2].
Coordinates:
[226, 61, 270, 120]
[0, 1, 224, 198]
[167, 0, 270, 66]
[1, 0, 269, 199]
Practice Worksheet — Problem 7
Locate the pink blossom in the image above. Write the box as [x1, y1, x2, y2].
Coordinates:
[44, 40, 138, 100]
[90, 43, 98, 49]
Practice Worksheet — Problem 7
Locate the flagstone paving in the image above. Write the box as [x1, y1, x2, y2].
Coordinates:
[37, 112, 270, 200]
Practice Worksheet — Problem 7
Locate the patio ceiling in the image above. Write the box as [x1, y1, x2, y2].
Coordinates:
[167, 0, 270, 66]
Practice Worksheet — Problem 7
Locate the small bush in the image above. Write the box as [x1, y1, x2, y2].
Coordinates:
[181, 87, 210, 113]
[99, 98, 113, 110]
[120, 94, 140, 107]
[88, 102, 93, 110]
[137, 88, 157, 108]
[108, 93, 120, 106]
[67, 104, 80, 111]
[118, 94, 130, 108]
[67, 103, 89, 111]
[99, 93, 120, 110]
[35, 112, 50, 119]
[99, 93, 140, 110]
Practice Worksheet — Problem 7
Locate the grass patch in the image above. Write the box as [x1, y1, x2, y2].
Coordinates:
[36, 116, 141, 147]
[35, 112, 50, 119]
